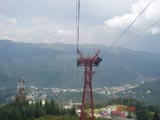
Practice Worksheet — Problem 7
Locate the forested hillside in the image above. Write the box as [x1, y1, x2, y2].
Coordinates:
[0, 40, 160, 88]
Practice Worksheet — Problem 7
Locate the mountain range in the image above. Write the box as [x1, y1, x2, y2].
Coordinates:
[0, 39, 160, 88]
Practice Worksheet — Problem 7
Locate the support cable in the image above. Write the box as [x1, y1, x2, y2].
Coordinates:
[101, 0, 154, 58]
[76, 0, 80, 50]
[122, 18, 160, 46]
[75, 0, 81, 103]
[92, 0, 154, 88]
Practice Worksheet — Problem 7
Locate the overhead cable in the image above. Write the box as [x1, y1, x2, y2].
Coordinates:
[101, 0, 154, 58]
[122, 18, 160, 46]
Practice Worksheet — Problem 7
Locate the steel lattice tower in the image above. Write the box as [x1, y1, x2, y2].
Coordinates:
[77, 49, 102, 120]
[16, 77, 26, 101]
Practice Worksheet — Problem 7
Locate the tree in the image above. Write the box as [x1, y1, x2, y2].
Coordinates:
[153, 112, 160, 120]
[69, 107, 76, 115]
[127, 111, 132, 119]
[34, 101, 46, 118]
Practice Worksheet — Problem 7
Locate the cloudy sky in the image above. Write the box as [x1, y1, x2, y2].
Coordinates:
[0, 0, 160, 53]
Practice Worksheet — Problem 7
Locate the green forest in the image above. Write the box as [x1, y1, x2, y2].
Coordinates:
[0, 99, 77, 120]
[0, 98, 160, 120]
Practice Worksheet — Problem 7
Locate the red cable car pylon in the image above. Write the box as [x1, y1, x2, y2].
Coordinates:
[77, 49, 102, 120]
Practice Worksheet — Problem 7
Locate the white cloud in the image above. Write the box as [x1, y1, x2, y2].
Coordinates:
[0, 15, 76, 43]
[149, 27, 160, 34]
[0, 14, 18, 25]
[0, 0, 138, 45]
[1, 0, 159, 46]
[56, 30, 74, 36]
[105, 0, 160, 34]
[105, 14, 136, 29]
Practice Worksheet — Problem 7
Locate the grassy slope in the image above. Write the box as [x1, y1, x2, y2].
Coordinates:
[33, 115, 104, 120]
[32, 115, 78, 120]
